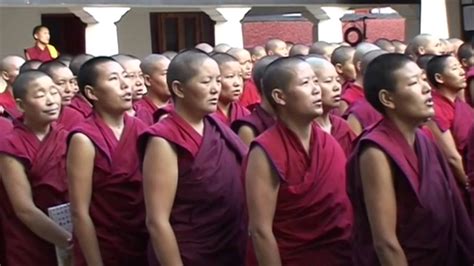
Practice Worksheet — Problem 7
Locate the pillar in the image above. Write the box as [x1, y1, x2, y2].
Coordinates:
[317, 7, 348, 43]
[70, 7, 130, 56]
[420, 0, 449, 38]
[203, 7, 251, 48]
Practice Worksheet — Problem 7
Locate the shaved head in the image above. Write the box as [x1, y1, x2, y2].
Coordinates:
[250, 46, 267, 62]
[19, 60, 42, 73]
[392, 40, 407, 54]
[38, 60, 68, 77]
[140, 54, 170, 75]
[305, 57, 335, 75]
[360, 50, 388, 75]
[227, 48, 250, 61]
[213, 43, 231, 53]
[309, 41, 331, 56]
[265, 38, 288, 57]
[251, 55, 280, 93]
[195, 43, 214, 54]
[353, 42, 380, 73]
[331, 46, 355, 66]
[12, 70, 50, 100]
[289, 44, 309, 57]
[449, 38, 464, 56]
[162, 51, 177, 60]
[69, 54, 94, 76]
[1, 55, 26, 86]
[374, 38, 395, 53]
[408, 34, 442, 57]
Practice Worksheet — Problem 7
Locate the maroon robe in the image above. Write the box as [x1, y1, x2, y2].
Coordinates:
[341, 82, 364, 107]
[329, 114, 356, 156]
[0, 120, 68, 266]
[25, 45, 55, 62]
[212, 102, 250, 126]
[138, 111, 247, 266]
[68, 114, 148, 266]
[133, 96, 160, 126]
[344, 99, 382, 130]
[432, 90, 474, 157]
[239, 79, 261, 111]
[230, 104, 275, 137]
[152, 102, 174, 123]
[69, 95, 93, 119]
[246, 121, 353, 266]
[0, 116, 13, 265]
[467, 124, 474, 223]
[347, 118, 474, 266]
[0, 90, 21, 119]
[55, 106, 85, 131]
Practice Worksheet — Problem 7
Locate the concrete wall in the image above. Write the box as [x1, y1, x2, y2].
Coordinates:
[116, 8, 152, 59]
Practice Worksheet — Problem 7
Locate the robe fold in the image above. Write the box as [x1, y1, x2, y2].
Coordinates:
[0, 117, 13, 133]
[0, 117, 13, 266]
[230, 104, 275, 137]
[212, 102, 250, 126]
[68, 114, 148, 266]
[347, 118, 474, 266]
[239, 79, 261, 111]
[69, 95, 93, 119]
[0, 120, 68, 266]
[341, 82, 364, 107]
[0, 90, 21, 119]
[152, 102, 174, 123]
[56, 106, 85, 131]
[467, 125, 474, 224]
[133, 96, 161, 126]
[432, 90, 474, 157]
[343, 99, 382, 130]
[138, 111, 247, 266]
[25, 44, 58, 62]
[329, 114, 356, 156]
[246, 121, 353, 266]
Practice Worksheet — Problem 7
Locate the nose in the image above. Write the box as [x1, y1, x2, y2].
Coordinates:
[210, 79, 221, 95]
[64, 82, 72, 93]
[421, 79, 431, 94]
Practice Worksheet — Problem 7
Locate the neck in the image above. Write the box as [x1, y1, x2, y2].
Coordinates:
[315, 111, 331, 133]
[260, 98, 276, 117]
[386, 113, 419, 147]
[437, 87, 458, 102]
[36, 42, 47, 49]
[279, 111, 313, 153]
[354, 76, 363, 88]
[4, 85, 13, 94]
[96, 108, 125, 129]
[146, 92, 169, 108]
[217, 101, 232, 117]
[174, 103, 205, 135]
[23, 117, 51, 141]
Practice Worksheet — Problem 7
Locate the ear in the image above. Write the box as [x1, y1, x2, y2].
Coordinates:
[460, 58, 468, 69]
[334, 63, 344, 75]
[83, 85, 98, 102]
[15, 98, 25, 113]
[33, 33, 38, 40]
[143, 74, 152, 87]
[434, 73, 444, 85]
[271, 88, 286, 106]
[417, 46, 425, 55]
[1, 71, 9, 82]
[171, 80, 184, 99]
[379, 89, 395, 110]
[355, 61, 362, 73]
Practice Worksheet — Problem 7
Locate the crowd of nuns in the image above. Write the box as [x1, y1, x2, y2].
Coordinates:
[0, 30, 474, 266]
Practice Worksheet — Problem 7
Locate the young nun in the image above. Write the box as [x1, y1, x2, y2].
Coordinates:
[0, 55, 25, 119]
[138, 49, 247, 266]
[211, 53, 250, 125]
[339, 42, 380, 114]
[330, 46, 356, 90]
[67, 57, 148, 266]
[39, 60, 84, 130]
[347, 53, 474, 266]
[231, 55, 279, 145]
[69, 54, 94, 118]
[426, 55, 474, 210]
[468, 126, 474, 215]
[133, 54, 171, 126]
[245, 57, 353, 266]
[228, 48, 261, 110]
[0, 70, 72, 266]
[306, 57, 356, 156]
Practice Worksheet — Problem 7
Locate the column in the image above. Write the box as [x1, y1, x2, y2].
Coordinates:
[203, 7, 251, 48]
[420, 0, 449, 38]
[317, 7, 348, 43]
[70, 7, 130, 56]
[392, 4, 420, 41]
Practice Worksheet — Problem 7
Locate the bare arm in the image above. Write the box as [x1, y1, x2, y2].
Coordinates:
[426, 121, 467, 184]
[246, 146, 281, 266]
[143, 137, 183, 266]
[360, 146, 408, 266]
[237, 125, 257, 146]
[67, 133, 103, 266]
[0, 154, 71, 248]
[347, 114, 363, 136]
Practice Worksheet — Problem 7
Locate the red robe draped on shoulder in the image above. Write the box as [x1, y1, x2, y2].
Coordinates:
[239, 79, 261, 111]
[465, 67, 474, 107]
[246, 121, 353, 266]
[329, 114, 356, 156]
[343, 98, 382, 130]
[152, 102, 174, 123]
[212, 102, 250, 126]
[347, 118, 474, 266]
[56, 106, 85, 131]
[0, 116, 13, 265]
[69, 95, 93, 119]
[0, 120, 68, 266]
[68, 114, 148, 266]
[138, 111, 247, 266]
[341, 82, 364, 107]
[230, 104, 275, 137]
[0, 90, 21, 119]
[133, 96, 162, 126]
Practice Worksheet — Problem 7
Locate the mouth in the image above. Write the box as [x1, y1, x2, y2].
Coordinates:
[313, 99, 323, 108]
[123, 94, 133, 101]
[425, 97, 434, 107]
[208, 98, 218, 105]
[333, 95, 341, 102]
[44, 108, 59, 116]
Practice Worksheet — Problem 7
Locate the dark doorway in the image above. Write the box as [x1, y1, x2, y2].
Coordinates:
[41, 14, 86, 56]
[150, 12, 215, 53]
